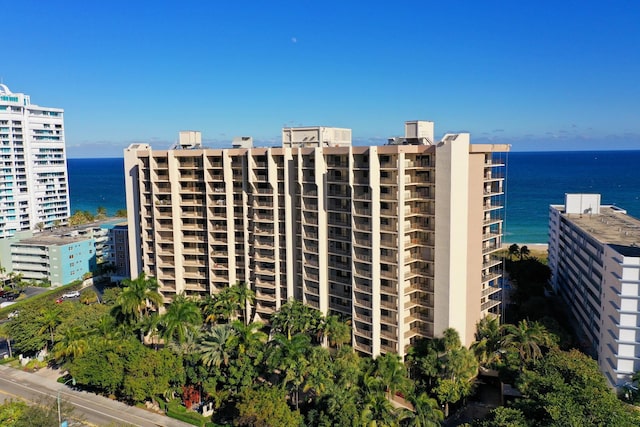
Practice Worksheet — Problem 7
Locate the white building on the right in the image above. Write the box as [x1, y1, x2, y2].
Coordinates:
[549, 194, 640, 388]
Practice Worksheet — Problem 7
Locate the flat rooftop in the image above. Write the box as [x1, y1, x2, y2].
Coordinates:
[12, 217, 125, 247]
[16, 234, 91, 246]
[555, 205, 640, 248]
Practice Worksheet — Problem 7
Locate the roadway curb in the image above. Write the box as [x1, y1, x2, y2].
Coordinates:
[0, 364, 193, 426]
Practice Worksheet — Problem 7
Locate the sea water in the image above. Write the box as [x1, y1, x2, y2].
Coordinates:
[67, 150, 640, 244]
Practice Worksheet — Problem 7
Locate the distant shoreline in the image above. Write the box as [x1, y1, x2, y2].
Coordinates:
[502, 243, 548, 251]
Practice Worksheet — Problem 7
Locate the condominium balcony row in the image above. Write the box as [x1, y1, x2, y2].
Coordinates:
[125, 122, 509, 358]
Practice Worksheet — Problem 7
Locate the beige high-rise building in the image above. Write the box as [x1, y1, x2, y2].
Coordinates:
[124, 121, 509, 356]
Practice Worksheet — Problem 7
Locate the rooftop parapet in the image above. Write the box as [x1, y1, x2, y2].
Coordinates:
[282, 126, 352, 148]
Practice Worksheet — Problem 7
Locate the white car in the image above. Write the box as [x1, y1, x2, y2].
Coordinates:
[62, 290, 80, 299]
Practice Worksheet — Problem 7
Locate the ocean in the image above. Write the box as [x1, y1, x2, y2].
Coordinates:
[67, 150, 640, 244]
[68, 158, 126, 216]
[504, 150, 640, 243]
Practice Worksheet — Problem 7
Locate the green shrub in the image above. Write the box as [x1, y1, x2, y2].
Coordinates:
[164, 399, 209, 427]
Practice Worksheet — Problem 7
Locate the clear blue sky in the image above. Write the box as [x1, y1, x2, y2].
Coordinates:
[3, 1, 639, 157]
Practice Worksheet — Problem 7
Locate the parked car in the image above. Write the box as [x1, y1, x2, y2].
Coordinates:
[4, 292, 19, 301]
[62, 290, 80, 299]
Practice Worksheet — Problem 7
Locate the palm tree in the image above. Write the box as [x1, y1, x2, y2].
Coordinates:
[213, 288, 239, 323]
[38, 307, 62, 351]
[139, 312, 162, 349]
[0, 323, 13, 358]
[96, 206, 107, 220]
[333, 346, 363, 389]
[199, 294, 218, 326]
[408, 393, 444, 427]
[373, 352, 412, 400]
[231, 282, 255, 325]
[303, 346, 334, 398]
[508, 243, 520, 261]
[53, 326, 88, 362]
[89, 314, 124, 349]
[316, 314, 351, 348]
[271, 300, 322, 340]
[501, 319, 553, 362]
[169, 328, 200, 357]
[230, 320, 267, 356]
[519, 245, 530, 260]
[430, 329, 479, 418]
[330, 317, 352, 348]
[114, 273, 163, 326]
[266, 333, 312, 409]
[360, 386, 410, 427]
[471, 315, 503, 367]
[160, 293, 202, 346]
[198, 323, 236, 369]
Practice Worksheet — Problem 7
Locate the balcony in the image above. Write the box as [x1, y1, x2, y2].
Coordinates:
[353, 295, 372, 309]
[483, 203, 503, 212]
[483, 258, 502, 270]
[482, 244, 501, 255]
[404, 326, 433, 340]
[353, 251, 372, 263]
[483, 171, 504, 181]
[353, 262, 371, 279]
[353, 189, 371, 201]
[254, 227, 275, 236]
[380, 314, 397, 325]
[481, 271, 501, 283]
[303, 241, 319, 253]
[354, 310, 372, 323]
[481, 299, 501, 311]
[354, 326, 373, 339]
[354, 341, 373, 355]
[482, 285, 501, 297]
[407, 279, 433, 293]
[256, 290, 277, 302]
[380, 236, 396, 248]
[154, 183, 171, 193]
[483, 217, 502, 227]
[407, 311, 433, 323]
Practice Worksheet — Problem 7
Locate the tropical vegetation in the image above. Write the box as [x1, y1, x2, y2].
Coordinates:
[2, 266, 637, 426]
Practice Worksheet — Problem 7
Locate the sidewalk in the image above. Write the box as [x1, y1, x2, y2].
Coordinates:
[0, 364, 193, 427]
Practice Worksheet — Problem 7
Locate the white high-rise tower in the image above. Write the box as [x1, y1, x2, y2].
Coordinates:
[0, 84, 69, 237]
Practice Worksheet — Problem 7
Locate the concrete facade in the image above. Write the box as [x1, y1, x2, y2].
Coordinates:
[0, 219, 124, 286]
[103, 222, 130, 281]
[549, 194, 640, 388]
[125, 121, 509, 357]
[7, 232, 95, 286]
[0, 84, 69, 237]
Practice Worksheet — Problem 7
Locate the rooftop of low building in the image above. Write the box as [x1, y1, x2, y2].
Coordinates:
[553, 205, 640, 250]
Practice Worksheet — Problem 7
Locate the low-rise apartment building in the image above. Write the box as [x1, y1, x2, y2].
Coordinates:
[125, 121, 509, 357]
[0, 218, 126, 286]
[549, 193, 640, 388]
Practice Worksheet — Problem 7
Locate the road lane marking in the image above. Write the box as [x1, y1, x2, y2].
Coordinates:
[0, 376, 169, 426]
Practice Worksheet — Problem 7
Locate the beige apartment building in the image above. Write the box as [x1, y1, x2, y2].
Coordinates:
[124, 121, 509, 357]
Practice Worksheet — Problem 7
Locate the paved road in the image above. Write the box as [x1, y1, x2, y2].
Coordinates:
[0, 365, 192, 427]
